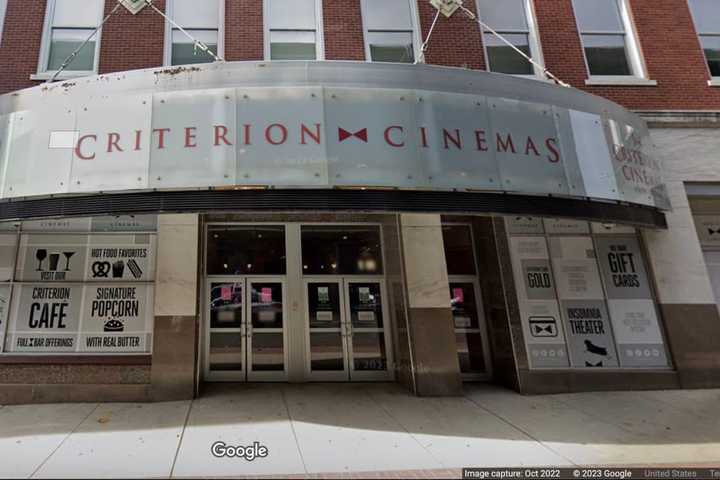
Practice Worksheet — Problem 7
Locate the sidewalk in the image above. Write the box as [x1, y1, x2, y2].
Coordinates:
[1, 383, 719, 478]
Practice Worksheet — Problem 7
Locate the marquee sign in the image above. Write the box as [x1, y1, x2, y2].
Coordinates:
[0, 62, 669, 211]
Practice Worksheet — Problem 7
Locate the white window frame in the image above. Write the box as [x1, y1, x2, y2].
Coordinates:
[163, 0, 225, 66]
[687, 0, 720, 85]
[33, 0, 105, 80]
[359, 0, 422, 64]
[263, 0, 325, 61]
[573, 0, 656, 86]
[475, 0, 545, 79]
[0, 0, 8, 46]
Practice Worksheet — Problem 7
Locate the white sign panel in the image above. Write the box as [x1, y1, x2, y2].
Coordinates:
[7, 285, 83, 352]
[86, 235, 155, 282]
[508, 235, 569, 368]
[16, 235, 88, 282]
[0, 62, 668, 211]
[78, 285, 153, 353]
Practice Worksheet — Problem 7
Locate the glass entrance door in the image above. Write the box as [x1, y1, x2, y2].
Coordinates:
[449, 278, 492, 380]
[304, 277, 393, 381]
[206, 277, 287, 381]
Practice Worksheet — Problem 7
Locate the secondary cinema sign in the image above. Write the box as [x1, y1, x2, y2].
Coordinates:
[0, 66, 668, 210]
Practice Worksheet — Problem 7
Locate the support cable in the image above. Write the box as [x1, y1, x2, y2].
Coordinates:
[417, 9, 442, 64]
[417, 1, 571, 88]
[456, 4, 570, 87]
[143, 0, 224, 63]
[48, 0, 224, 83]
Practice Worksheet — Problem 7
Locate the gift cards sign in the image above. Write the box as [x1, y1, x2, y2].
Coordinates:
[595, 236, 668, 367]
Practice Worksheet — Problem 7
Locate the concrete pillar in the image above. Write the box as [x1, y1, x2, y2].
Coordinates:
[642, 182, 720, 387]
[150, 214, 200, 401]
[399, 214, 462, 396]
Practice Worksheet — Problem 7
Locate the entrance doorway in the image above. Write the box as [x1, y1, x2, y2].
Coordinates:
[304, 277, 393, 381]
[205, 277, 287, 381]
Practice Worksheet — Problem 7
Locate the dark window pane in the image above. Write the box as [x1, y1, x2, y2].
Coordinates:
[171, 29, 218, 66]
[442, 224, 477, 275]
[310, 333, 345, 371]
[485, 33, 533, 75]
[301, 226, 383, 275]
[456, 332, 487, 374]
[701, 36, 720, 77]
[251, 333, 284, 371]
[172, 43, 218, 65]
[207, 226, 286, 275]
[209, 282, 243, 329]
[450, 283, 480, 329]
[47, 30, 95, 71]
[307, 282, 343, 328]
[583, 34, 631, 76]
[370, 44, 414, 63]
[270, 43, 317, 60]
[352, 333, 387, 371]
[250, 283, 283, 329]
[348, 282, 384, 328]
[209, 332, 243, 371]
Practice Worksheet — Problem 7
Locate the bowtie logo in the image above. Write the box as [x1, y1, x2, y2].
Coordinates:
[709, 228, 720, 236]
[338, 127, 368, 143]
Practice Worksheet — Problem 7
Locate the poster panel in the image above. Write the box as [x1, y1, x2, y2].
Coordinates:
[16, 234, 88, 282]
[78, 284, 153, 353]
[607, 299, 668, 367]
[518, 300, 569, 368]
[7, 284, 83, 352]
[86, 235, 156, 282]
[560, 300, 618, 368]
[508, 235, 569, 367]
[594, 236, 652, 300]
[549, 237, 604, 300]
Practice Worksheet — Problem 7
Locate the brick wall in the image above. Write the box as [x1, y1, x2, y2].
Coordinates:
[0, 0, 718, 111]
[0, 0, 45, 94]
[225, 0, 263, 61]
[98, 0, 165, 75]
[323, 0, 365, 61]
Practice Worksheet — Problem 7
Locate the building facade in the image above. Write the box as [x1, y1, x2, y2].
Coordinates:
[0, 0, 718, 404]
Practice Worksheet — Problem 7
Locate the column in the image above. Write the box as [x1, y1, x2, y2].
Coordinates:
[150, 214, 200, 401]
[399, 214, 462, 396]
[642, 182, 720, 387]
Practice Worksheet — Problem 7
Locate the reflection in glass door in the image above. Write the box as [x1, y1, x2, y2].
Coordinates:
[449, 279, 492, 380]
[206, 278, 287, 381]
[304, 278, 393, 381]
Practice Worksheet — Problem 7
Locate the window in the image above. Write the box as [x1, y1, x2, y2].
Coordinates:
[0, 0, 7, 46]
[688, 0, 720, 78]
[264, 0, 323, 60]
[301, 226, 383, 275]
[573, 0, 645, 77]
[206, 226, 287, 275]
[361, 0, 418, 63]
[477, 0, 542, 76]
[165, 0, 222, 66]
[38, 0, 104, 76]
